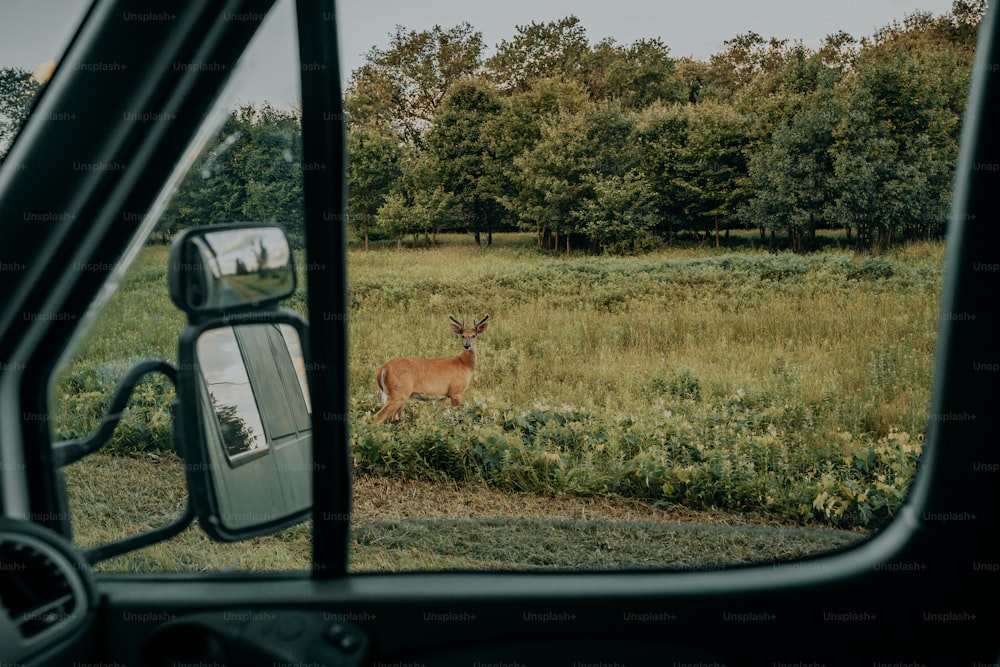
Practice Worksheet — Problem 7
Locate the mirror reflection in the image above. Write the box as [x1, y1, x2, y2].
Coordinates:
[197, 327, 267, 460]
[184, 227, 294, 311]
[197, 323, 311, 465]
[193, 321, 312, 535]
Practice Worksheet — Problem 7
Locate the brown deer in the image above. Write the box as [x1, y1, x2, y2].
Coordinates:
[374, 314, 490, 424]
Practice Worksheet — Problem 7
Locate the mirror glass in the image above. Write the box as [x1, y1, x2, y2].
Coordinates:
[193, 322, 312, 535]
[198, 327, 268, 460]
[174, 226, 295, 313]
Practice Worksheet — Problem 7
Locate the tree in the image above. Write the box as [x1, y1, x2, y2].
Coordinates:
[704, 32, 792, 100]
[829, 38, 968, 249]
[347, 125, 403, 249]
[738, 48, 844, 250]
[345, 23, 484, 145]
[635, 101, 751, 246]
[512, 102, 636, 252]
[583, 38, 686, 108]
[485, 16, 590, 93]
[159, 105, 305, 244]
[489, 78, 590, 246]
[743, 97, 841, 251]
[574, 170, 658, 254]
[375, 192, 417, 249]
[633, 103, 693, 243]
[425, 79, 503, 246]
[510, 110, 590, 251]
[0, 67, 40, 157]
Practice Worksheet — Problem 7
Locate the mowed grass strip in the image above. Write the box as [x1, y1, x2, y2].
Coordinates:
[64, 453, 860, 572]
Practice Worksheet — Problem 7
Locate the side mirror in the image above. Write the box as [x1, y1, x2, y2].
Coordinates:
[176, 316, 312, 541]
[168, 224, 295, 317]
[169, 224, 313, 541]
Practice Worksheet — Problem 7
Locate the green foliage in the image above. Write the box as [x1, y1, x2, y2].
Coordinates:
[348, 239, 943, 529]
[425, 79, 504, 241]
[52, 239, 942, 530]
[847, 257, 895, 280]
[485, 16, 591, 93]
[158, 105, 305, 243]
[115, 4, 979, 256]
[352, 399, 924, 530]
[346, 22, 485, 144]
[347, 125, 403, 249]
[0, 66, 40, 156]
[652, 368, 701, 401]
[575, 171, 659, 254]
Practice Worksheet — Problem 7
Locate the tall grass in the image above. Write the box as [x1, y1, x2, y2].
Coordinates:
[56, 237, 944, 534]
[347, 239, 942, 528]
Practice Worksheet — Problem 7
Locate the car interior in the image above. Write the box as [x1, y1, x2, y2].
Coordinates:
[1, 0, 998, 665]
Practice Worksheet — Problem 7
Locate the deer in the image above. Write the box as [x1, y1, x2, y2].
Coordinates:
[374, 314, 490, 424]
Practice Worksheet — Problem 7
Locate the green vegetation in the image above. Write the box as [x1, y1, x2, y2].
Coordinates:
[56, 237, 943, 560]
[0, 3, 964, 254]
[348, 238, 940, 530]
[340, 3, 981, 252]
[0, 66, 39, 154]
[38, 1, 965, 569]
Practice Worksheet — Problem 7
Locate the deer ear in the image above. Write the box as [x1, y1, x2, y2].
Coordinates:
[450, 323, 463, 335]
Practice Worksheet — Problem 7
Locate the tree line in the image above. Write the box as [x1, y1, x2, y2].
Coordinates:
[344, 2, 982, 253]
[0, 1, 983, 253]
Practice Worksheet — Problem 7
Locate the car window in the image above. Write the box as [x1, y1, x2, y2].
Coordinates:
[49, 0, 310, 572]
[27, 0, 982, 574]
[340, 0, 978, 572]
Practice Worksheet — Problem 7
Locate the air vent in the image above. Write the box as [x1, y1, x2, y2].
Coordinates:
[0, 537, 77, 639]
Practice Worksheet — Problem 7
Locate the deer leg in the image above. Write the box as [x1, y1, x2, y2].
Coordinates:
[375, 398, 407, 424]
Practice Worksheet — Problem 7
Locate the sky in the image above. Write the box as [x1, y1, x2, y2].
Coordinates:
[0, 0, 968, 107]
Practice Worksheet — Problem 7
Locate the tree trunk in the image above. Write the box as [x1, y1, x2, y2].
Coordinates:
[364, 227, 370, 252]
[566, 233, 571, 254]
[714, 215, 720, 248]
[474, 230, 481, 246]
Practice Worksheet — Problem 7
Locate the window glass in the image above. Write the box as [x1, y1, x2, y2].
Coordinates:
[51, 0, 310, 572]
[31, 0, 981, 574]
[340, 0, 978, 571]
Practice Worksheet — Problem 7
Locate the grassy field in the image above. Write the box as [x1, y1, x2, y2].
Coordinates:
[57, 234, 943, 571]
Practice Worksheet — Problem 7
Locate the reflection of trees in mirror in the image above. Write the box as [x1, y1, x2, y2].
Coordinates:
[210, 391, 258, 458]
[255, 238, 268, 278]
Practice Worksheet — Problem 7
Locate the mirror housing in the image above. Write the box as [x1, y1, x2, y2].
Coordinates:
[168, 224, 295, 318]
[169, 223, 312, 541]
[175, 313, 312, 541]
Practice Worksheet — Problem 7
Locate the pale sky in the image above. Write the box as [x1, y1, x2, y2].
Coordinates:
[0, 0, 969, 108]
